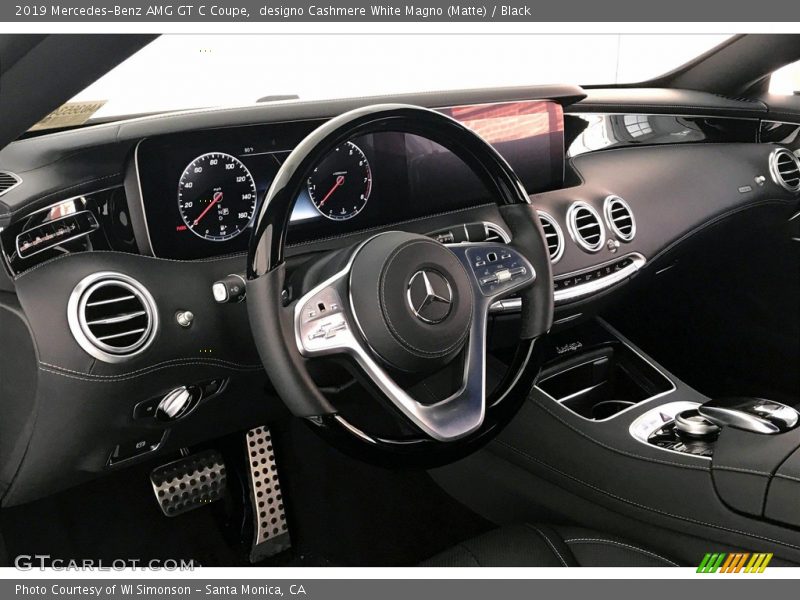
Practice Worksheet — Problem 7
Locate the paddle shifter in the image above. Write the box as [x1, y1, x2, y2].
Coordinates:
[697, 397, 800, 435]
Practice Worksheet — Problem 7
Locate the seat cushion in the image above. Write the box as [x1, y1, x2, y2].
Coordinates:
[419, 523, 679, 567]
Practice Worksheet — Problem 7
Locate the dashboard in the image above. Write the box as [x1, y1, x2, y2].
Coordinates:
[2, 84, 800, 509]
[133, 100, 565, 260]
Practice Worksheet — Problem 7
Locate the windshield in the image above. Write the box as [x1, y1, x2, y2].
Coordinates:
[60, 34, 730, 126]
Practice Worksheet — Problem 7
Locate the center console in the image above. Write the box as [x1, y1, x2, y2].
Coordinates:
[434, 317, 800, 565]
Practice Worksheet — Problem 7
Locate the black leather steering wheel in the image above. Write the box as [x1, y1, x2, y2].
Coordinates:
[246, 104, 553, 466]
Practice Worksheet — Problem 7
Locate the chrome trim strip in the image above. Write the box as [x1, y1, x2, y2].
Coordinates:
[554, 313, 582, 325]
[133, 140, 157, 256]
[15, 210, 99, 259]
[554, 252, 645, 303]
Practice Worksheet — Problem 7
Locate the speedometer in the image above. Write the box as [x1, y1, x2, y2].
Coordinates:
[177, 152, 257, 242]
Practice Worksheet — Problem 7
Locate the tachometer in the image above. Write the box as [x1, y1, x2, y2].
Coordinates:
[177, 152, 257, 242]
[307, 141, 372, 221]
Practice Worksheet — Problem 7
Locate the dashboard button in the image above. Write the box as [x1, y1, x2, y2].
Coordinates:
[133, 397, 160, 419]
[109, 434, 163, 464]
[212, 274, 246, 303]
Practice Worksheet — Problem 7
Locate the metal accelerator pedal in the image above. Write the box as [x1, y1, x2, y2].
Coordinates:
[150, 449, 227, 517]
[246, 426, 291, 562]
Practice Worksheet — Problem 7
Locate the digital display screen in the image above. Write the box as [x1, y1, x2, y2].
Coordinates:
[440, 100, 565, 195]
[134, 100, 565, 260]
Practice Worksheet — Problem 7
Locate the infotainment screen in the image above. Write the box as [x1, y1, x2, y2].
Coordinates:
[440, 100, 565, 194]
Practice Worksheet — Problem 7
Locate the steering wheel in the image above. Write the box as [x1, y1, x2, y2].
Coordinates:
[246, 104, 553, 466]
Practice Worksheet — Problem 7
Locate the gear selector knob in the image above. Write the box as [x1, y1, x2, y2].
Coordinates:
[698, 397, 800, 434]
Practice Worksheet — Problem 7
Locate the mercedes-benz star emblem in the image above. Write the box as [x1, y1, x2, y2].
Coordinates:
[406, 269, 453, 324]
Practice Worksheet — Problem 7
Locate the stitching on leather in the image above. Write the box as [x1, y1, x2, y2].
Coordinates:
[378, 239, 471, 358]
[2, 174, 122, 217]
[774, 472, 800, 484]
[714, 466, 772, 477]
[39, 358, 262, 379]
[526, 525, 568, 567]
[286, 203, 497, 248]
[494, 439, 800, 552]
[563, 538, 679, 567]
[13, 250, 248, 280]
[531, 398, 710, 471]
[40, 362, 262, 383]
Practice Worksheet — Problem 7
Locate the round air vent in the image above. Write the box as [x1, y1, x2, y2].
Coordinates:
[769, 148, 800, 193]
[68, 272, 158, 363]
[603, 195, 636, 242]
[566, 202, 605, 253]
[536, 210, 564, 263]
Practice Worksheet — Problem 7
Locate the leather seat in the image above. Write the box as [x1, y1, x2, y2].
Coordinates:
[420, 524, 679, 567]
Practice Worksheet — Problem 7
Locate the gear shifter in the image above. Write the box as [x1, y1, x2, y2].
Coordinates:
[698, 397, 800, 434]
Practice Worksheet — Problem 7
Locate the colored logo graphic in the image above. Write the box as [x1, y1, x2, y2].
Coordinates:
[697, 552, 773, 573]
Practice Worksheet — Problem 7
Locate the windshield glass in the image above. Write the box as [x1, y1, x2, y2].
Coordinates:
[61, 34, 730, 125]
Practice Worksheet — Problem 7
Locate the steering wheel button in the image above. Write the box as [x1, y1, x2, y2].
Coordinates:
[325, 322, 347, 338]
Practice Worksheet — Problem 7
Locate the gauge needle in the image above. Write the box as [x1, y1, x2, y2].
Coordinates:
[319, 175, 345, 206]
[194, 191, 223, 225]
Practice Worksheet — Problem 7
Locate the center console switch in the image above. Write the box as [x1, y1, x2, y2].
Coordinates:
[699, 397, 800, 434]
[630, 402, 718, 458]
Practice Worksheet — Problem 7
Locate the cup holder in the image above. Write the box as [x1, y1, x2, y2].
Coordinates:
[591, 400, 636, 420]
[537, 338, 674, 421]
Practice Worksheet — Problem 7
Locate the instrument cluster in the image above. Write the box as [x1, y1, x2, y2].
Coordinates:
[132, 101, 565, 260]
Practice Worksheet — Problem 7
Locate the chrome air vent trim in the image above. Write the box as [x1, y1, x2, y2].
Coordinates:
[0, 171, 21, 197]
[603, 195, 636, 242]
[68, 272, 159, 363]
[536, 210, 564, 263]
[769, 148, 800, 193]
[566, 202, 605, 253]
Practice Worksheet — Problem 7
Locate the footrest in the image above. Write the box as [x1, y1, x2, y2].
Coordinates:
[150, 450, 227, 517]
[246, 426, 291, 562]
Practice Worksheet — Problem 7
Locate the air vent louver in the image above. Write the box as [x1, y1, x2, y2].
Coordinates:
[0, 171, 21, 196]
[68, 273, 158, 363]
[567, 202, 605, 253]
[537, 211, 564, 263]
[603, 195, 636, 242]
[769, 148, 800, 193]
